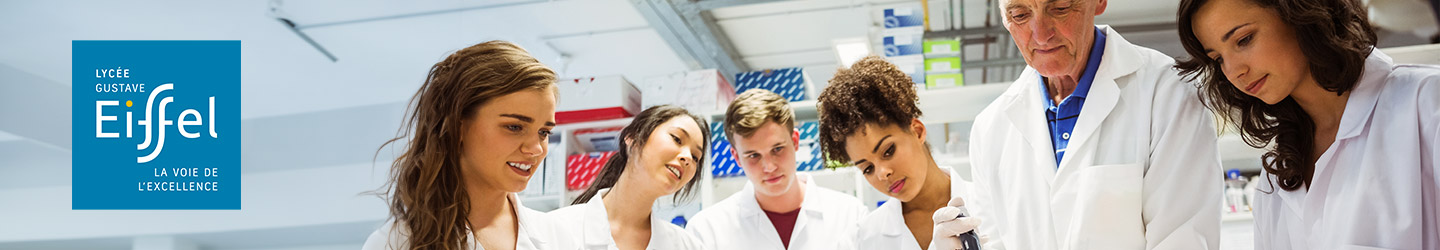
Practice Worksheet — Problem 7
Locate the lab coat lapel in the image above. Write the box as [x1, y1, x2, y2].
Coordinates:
[1054, 26, 1141, 179]
[736, 183, 787, 247]
[791, 177, 832, 246]
[510, 194, 549, 249]
[877, 197, 908, 238]
[1296, 50, 1393, 221]
[1002, 71, 1061, 176]
[1055, 77, 1118, 178]
[582, 190, 615, 248]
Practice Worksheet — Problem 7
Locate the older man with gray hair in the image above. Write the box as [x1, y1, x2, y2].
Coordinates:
[946, 0, 1224, 249]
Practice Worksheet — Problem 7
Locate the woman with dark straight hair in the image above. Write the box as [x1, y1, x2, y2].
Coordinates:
[1177, 0, 1440, 248]
[548, 105, 709, 250]
[363, 40, 563, 250]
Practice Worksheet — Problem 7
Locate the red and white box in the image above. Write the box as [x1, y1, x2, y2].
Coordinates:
[556, 76, 640, 124]
[639, 69, 736, 113]
[566, 151, 616, 190]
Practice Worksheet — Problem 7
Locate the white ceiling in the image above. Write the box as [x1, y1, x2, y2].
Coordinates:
[0, 0, 691, 190]
[0, 0, 1205, 192]
[0, 0, 1206, 247]
[0, 0, 687, 120]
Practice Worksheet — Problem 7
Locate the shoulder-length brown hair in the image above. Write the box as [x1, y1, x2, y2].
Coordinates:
[571, 105, 711, 205]
[377, 40, 557, 250]
[1175, 0, 1375, 191]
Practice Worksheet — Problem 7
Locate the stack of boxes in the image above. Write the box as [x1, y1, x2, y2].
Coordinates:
[876, 5, 927, 89]
[924, 39, 963, 89]
[875, 4, 965, 90]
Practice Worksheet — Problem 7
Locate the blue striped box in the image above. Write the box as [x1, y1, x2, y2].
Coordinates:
[733, 68, 812, 102]
[709, 121, 827, 178]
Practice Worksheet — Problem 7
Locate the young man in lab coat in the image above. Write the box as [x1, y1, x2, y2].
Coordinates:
[963, 0, 1223, 249]
[686, 89, 869, 250]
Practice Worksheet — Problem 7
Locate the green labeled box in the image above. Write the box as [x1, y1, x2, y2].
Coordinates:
[926, 73, 964, 89]
[922, 40, 960, 55]
[924, 57, 961, 73]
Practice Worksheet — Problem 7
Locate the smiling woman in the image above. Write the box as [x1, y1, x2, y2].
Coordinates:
[548, 105, 710, 250]
[362, 40, 562, 250]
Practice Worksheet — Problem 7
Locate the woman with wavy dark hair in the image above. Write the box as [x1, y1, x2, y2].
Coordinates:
[1176, 0, 1440, 248]
[362, 40, 562, 250]
[547, 105, 709, 250]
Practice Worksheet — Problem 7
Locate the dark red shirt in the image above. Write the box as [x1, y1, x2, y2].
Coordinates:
[763, 207, 801, 249]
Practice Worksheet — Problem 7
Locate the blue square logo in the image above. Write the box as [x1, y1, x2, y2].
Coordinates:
[71, 41, 241, 210]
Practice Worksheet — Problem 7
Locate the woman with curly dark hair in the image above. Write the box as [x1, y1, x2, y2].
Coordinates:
[817, 56, 978, 250]
[1177, 0, 1440, 248]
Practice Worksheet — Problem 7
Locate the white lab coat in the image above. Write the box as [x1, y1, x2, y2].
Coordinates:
[686, 173, 869, 250]
[966, 25, 1223, 250]
[1251, 50, 1440, 250]
[361, 193, 561, 250]
[848, 166, 972, 250]
[546, 188, 703, 250]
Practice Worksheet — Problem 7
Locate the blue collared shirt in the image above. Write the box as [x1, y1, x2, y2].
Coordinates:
[1040, 27, 1106, 167]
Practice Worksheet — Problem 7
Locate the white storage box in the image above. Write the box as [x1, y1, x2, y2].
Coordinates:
[556, 76, 640, 124]
[639, 69, 736, 113]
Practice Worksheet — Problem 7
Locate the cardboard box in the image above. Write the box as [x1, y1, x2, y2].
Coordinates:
[733, 67, 814, 102]
[556, 76, 640, 124]
[880, 5, 925, 29]
[796, 121, 825, 172]
[573, 127, 623, 152]
[566, 151, 616, 190]
[923, 40, 961, 56]
[926, 73, 965, 89]
[924, 56, 962, 73]
[708, 121, 744, 178]
[639, 69, 736, 114]
[880, 28, 925, 57]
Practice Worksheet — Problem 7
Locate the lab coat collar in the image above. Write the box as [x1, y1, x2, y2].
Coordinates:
[1335, 49, 1392, 141]
[577, 188, 676, 248]
[736, 172, 824, 218]
[1271, 49, 1393, 218]
[1001, 25, 1141, 176]
[877, 196, 907, 237]
[734, 172, 821, 245]
[509, 193, 549, 247]
[580, 188, 616, 247]
[877, 166, 966, 238]
[1282, 49, 1394, 218]
[461, 194, 549, 249]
